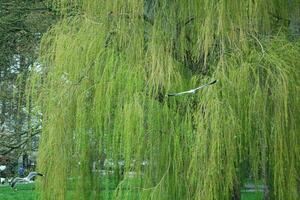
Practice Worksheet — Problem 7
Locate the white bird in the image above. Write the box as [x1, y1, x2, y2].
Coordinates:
[167, 80, 217, 97]
[10, 172, 43, 190]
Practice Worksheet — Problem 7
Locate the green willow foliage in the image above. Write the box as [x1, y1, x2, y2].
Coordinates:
[27, 0, 300, 199]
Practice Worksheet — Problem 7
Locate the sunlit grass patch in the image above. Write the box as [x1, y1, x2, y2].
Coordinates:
[0, 183, 37, 200]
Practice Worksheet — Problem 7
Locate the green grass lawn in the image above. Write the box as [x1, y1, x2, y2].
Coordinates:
[0, 183, 263, 200]
[0, 183, 37, 200]
[241, 191, 263, 200]
[0, 176, 139, 200]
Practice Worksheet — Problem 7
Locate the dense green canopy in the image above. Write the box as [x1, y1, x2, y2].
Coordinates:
[29, 1, 300, 199]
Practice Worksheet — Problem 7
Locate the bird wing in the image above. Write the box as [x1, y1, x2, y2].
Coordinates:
[208, 79, 217, 85]
[11, 177, 23, 188]
[193, 80, 217, 92]
[168, 89, 195, 96]
[26, 172, 44, 180]
[167, 80, 217, 97]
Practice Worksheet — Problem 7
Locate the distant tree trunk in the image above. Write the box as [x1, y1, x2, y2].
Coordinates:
[232, 182, 241, 200]
[289, 0, 300, 34]
[262, 143, 270, 200]
[22, 153, 28, 168]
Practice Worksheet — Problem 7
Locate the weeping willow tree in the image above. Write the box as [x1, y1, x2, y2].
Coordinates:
[27, 0, 300, 199]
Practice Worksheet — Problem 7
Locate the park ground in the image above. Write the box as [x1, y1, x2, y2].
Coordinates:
[0, 182, 263, 200]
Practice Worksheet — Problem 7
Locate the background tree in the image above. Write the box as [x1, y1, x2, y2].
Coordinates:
[29, 0, 299, 200]
[0, 0, 56, 161]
